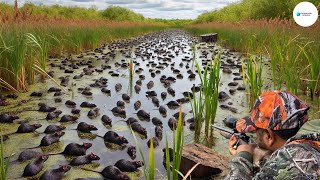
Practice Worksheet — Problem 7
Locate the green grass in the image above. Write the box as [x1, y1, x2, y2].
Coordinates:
[242, 55, 263, 108]
[0, 137, 11, 180]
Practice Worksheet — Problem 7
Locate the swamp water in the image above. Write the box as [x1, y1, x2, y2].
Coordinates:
[1, 29, 262, 179]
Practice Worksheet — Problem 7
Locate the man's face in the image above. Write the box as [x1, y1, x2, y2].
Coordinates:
[255, 129, 269, 150]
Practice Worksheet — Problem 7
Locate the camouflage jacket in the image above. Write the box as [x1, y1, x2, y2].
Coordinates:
[225, 120, 320, 180]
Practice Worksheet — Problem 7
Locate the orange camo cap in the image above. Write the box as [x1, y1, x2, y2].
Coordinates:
[236, 91, 309, 133]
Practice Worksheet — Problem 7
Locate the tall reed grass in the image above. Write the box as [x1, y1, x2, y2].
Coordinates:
[187, 20, 320, 107]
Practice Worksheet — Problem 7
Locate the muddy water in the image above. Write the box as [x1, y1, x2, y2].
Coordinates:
[1, 29, 267, 179]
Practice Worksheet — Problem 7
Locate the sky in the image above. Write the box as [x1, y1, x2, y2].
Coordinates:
[1, 0, 240, 19]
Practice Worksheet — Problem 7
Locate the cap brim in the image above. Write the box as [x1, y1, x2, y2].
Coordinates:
[235, 116, 257, 133]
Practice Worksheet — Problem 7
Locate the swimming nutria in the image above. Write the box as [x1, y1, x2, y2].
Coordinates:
[80, 102, 97, 108]
[166, 101, 179, 107]
[115, 83, 122, 92]
[59, 115, 78, 122]
[46, 110, 63, 120]
[136, 110, 150, 120]
[39, 165, 71, 180]
[147, 81, 154, 89]
[158, 106, 167, 116]
[75, 122, 98, 133]
[30, 92, 43, 97]
[101, 88, 111, 94]
[101, 115, 112, 126]
[40, 131, 65, 146]
[218, 91, 230, 101]
[134, 85, 141, 94]
[151, 97, 159, 107]
[182, 91, 193, 98]
[70, 152, 100, 166]
[81, 165, 131, 180]
[136, 79, 142, 86]
[117, 100, 125, 107]
[130, 122, 147, 137]
[167, 87, 175, 95]
[162, 148, 174, 162]
[134, 101, 141, 110]
[38, 104, 56, 112]
[127, 146, 136, 160]
[87, 108, 100, 117]
[23, 155, 49, 177]
[146, 91, 157, 97]
[114, 159, 144, 172]
[152, 117, 163, 127]
[58, 143, 92, 156]
[65, 100, 76, 106]
[54, 98, 62, 103]
[168, 118, 177, 130]
[10, 123, 42, 134]
[161, 92, 167, 100]
[122, 94, 130, 102]
[44, 125, 66, 134]
[155, 126, 163, 140]
[147, 137, 159, 148]
[111, 107, 126, 116]
[173, 112, 186, 120]
[71, 109, 81, 114]
[48, 87, 61, 93]
[18, 149, 42, 161]
[99, 131, 128, 145]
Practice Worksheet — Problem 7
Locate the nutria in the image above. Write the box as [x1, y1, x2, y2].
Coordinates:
[18, 149, 42, 161]
[147, 137, 159, 148]
[186, 117, 195, 123]
[59, 115, 78, 122]
[151, 97, 159, 107]
[81, 165, 131, 180]
[117, 100, 125, 107]
[65, 100, 76, 106]
[228, 82, 238, 86]
[48, 87, 61, 93]
[9, 123, 42, 134]
[23, 155, 49, 177]
[139, 75, 145, 80]
[155, 126, 163, 140]
[146, 91, 157, 97]
[147, 81, 154, 89]
[30, 92, 43, 97]
[134, 85, 141, 94]
[134, 100, 141, 110]
[70, 152, 100, 166]
[39, 165, 71, 180]
[218, 91, 230, 101]
[162, 148, 174, 162]
[158, 105, 167, 116]
[189, 123, 195, 130]
[71, 109, 81, 114]
[161, 92, 167, 100]
[38, 104, 56, 112]
[87, 108, 100, 117]
[111, 107, 126, 116]
[136, 80, 142, 86]
[115, 83, 122, 92]
[101, 88, 111, 94]
[40, 131, 65, 146]
[237, 86, 245, 91]
[114, 159, 144, 172]
[127, 146, 136, 160]
[44, 125, 66, 134]
[26, 131, 65, 149]
[54, 98, 62, 103]
[173, 112, 186, 120]
[101, 115, 112, 126]
[57, 143, 93, 156]
[75, 122, 98, 133]
[82, 90, 93, 96]
[182, 91, 193, 98]
[136, 110, 150, 120]
[152, 117, 163, 127]
[229, 89, 236, 95]
[166, 101, 179, 107]
[80, 102, 97, 108]
[122, 94, 130, 102]
[99, 131, 128, 145]
[167, 87, 175, 95]
[130, 122, 147, 137]
[168, 118, 178, 130]
[46, 110, 63, 120]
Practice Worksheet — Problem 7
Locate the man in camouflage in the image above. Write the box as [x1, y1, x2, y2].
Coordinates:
[225, 91, 320, 180]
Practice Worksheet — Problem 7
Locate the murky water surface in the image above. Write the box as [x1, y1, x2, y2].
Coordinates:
[1, 30, 318, 179]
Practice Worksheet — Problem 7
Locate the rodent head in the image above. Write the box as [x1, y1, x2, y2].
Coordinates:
[83, 143, 92, 149]
[89, 152, 100, 160]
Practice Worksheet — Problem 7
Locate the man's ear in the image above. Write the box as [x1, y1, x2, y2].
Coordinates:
[264, 129, 275, 146]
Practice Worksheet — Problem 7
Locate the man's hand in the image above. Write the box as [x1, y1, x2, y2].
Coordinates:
[228, 135, 255, 155]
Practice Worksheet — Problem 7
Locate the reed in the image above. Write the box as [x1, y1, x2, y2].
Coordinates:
[0, 137, 11, 180]
[189, 88, 204, 139]
[242, 55, 263, 108]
